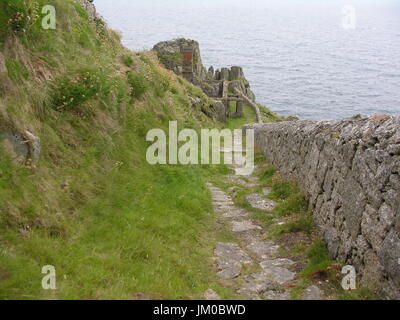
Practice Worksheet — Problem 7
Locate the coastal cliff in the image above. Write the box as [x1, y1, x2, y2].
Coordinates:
[152, 38, 256, 102]
[246, 115, 400, 298]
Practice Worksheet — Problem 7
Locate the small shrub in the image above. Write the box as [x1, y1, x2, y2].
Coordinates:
[126, 71, 147, 99]
[270, 180, 298, 200]
[6, 59, 29, 82]
[300, 240, 333, 277]
[258, 166, 276, 181]
[289, 214, 315, 234]
[272, 193, 308, 217]
[51, 67, 111, 111]
[122, 55, 134, 68]
[1, 0, 40, 35]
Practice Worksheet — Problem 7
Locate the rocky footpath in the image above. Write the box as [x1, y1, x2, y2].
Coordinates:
[205, 137, 322, 300]
[245, 114, 400, 298]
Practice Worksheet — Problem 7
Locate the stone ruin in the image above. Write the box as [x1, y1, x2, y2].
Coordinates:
[152, 38, 257, 122]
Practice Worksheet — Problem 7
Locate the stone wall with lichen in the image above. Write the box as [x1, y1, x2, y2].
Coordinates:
[245, 115, 400, 298]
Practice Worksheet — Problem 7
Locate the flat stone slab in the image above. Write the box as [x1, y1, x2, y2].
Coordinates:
[260, 258, 295, 269]
[214, 243, 252, 264]
[246, 241, 279, 259]
[231, 220, 262, 232]
[212, 201, 235, 207]
[302, 286, 322, 300]
[216, 257, 242, 279]
[246, 194, 276, 211]
[204, 289, 221, 300]
[263, 290, 290, 300]
[260, 267, 296, 284]
[215, 205, 237, 212]
[212, 195, 233, 202]
[222, 209, 249, 219]
[225, 176, 258, 187]
[237, 280, 278, 295]
[262, 188, 271, 196]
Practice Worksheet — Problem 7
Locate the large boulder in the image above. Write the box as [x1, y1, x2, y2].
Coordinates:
[152, 38, 207, 86]
[0, 130, 40, 166]
[229, 66, 244, 80]
[153, 39, 257, 103]
[201, 81, 222, 98]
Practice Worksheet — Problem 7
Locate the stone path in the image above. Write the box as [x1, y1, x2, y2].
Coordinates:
[206, 137, 322, 300]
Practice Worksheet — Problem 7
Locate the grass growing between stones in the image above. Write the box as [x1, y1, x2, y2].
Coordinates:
[221, 153, 379, 300]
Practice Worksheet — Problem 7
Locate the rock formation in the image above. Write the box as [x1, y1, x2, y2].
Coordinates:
[75, 0, 98, 21]
[0, 130, 41, 167]
[152, 38, 256, 102]
[245, 114, 400, 298]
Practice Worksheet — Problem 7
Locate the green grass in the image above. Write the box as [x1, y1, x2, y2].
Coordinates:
[126, 70, 148, 99]
[0, 0, 242, 300]
[225, 104, 256, 130]
[122, 55, 134, 68]
[5, 59, 30, 82]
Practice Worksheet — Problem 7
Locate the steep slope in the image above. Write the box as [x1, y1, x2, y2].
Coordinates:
[0, 0, 232, 299]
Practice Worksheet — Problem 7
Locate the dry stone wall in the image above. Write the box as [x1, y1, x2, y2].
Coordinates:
[245, 115, 400, 298]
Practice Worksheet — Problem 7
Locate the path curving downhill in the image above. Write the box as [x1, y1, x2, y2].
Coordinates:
[206, 137, 322, 300]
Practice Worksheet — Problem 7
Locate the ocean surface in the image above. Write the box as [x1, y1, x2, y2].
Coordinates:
[95, 0, 400, 120]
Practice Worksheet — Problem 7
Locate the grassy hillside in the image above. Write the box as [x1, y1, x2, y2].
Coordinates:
[0, 0, 239, 299]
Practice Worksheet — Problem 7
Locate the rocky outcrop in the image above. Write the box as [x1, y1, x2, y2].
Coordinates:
[0, 130, 41, 167]
[75, 0, 98, 20]
[152, 38, 256, 102]
[245, 115, 400, 298]
[152, 39, 207, 86]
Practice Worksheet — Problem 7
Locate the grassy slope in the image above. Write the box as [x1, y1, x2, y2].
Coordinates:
[0, 0, 241, 299]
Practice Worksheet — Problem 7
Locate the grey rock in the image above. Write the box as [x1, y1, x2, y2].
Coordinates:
[0, 130, 40, 165]
[229, 66, 244, 80]
[214, 242, 252, 264]
[212, 100, 226, 123]
[76, 0, 98, 20]
[378, 229, 400, 286]
[246, 241, 279, 259]
[222, 209, 249, 219]
[302, 286, 322, 300]
[237, 280, 278, 295]
[204, 289, 221, 300]
[207, 66, 215, 80]
[260, 259, 295, 269]
[262, 188, 271, 196]
[263, 290, 290, 300]
[216, 257, 242, 279]
[152, 38, 207, 85]
[213, 201, 235, 207]
[246, 194, 276, 211]
[231, 220, 262, 232]
[215, 205, 237, 213]
[219, 68, 230, 81]
[260, 267, 296, 284]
